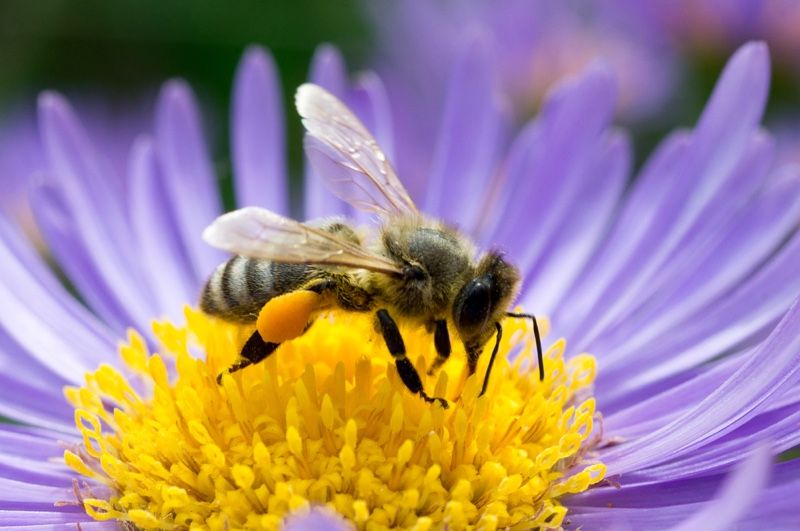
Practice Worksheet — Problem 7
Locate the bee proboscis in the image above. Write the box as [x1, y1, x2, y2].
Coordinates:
[201, 83, 544, 407]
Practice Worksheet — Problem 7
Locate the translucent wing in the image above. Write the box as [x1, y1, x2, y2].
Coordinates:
[296, 83, 419, 219]
[203, 207, 402, 275]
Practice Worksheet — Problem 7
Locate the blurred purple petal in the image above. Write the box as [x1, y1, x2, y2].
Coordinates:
[486, 64, 617, 270]
[154, 80, 224, 280]
[303, 45, 354, 219]
[232, 46, 288, 213]
[282, 507, 352, 531]
[424, 35, 505, 229]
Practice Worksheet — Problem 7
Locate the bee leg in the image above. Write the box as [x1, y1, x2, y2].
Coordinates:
[506, 312, 545, 381]
[427, 319, 451, 375]
[216, 330, 280, 384]
[479, 323, 503, 397]
[376, 309, 449, 409]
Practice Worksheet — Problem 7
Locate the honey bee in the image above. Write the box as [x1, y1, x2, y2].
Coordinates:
[201, 83, 543, 407]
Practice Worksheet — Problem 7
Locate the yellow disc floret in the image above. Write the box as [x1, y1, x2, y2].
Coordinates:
[64, 308, 605, 530]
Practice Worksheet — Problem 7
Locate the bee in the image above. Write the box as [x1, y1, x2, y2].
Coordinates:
[201, 83, 543, 408]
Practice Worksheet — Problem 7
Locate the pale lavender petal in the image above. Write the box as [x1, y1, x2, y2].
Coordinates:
[572, 452, 797, 509]
[303, 45, 353, 219]
[600, 225, 800, 404]
[519, 129, 629, 314]
[232, 46, 288, 213]
[154, 80, 224, 280]
[568, 448, 775, 530]
[485, 64, 617, 273]
[308, 44, 347, 98]
[37, 93, 132, 259]
[557, 43, 770, 349]
[0, 374, 74, 432]
[30, 185, 138, 331]
[593, 130, 776, 366]
[597, 164, 800, 380]
[0, 512, 106, 527]
[424, 36, 505, 230]
[129, 136, 196, 320]
[348, 72, 395, 166]
[669, 445, 770, 531]
[601, 295, 800, 474]
[639, 403, 800, 481]
[37, 93, 158, 326]
[552, 130, 691, 339]
[0, 217, 115, 383]
[283, 508, 351, 531]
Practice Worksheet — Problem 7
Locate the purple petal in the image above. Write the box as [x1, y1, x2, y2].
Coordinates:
[30, 185, 142, 331]
[154, 80, 224, 280]
[128, 136, 197, 320]
[599, 224, 800, 405]
[348, 72, 395, 165]
[597, 164, 800, 387]
[0, 216, 116, 382]
[669, 445, 770, 531]
[639, 402, 800, 482]
[282, 507, 351, 531]
[567, 448, 773, 530]
[303, 45, 354, 219]
[520, 129, 629, 314]
[231, 46, 288, 213]
[424, 35, 505, 230]
[308, 44, 347, 98]
[37, 93, 158, 327]
[593, 130, 775, 367]
[600, 295, 800, 474]
[0, 374, 74, 432]
[556, 43, 770, 350]
[485, 63, 617, 274]
[0, 512, 105, 527]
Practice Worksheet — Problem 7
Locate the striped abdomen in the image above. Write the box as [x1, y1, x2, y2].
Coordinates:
[200, 256, 315, 323]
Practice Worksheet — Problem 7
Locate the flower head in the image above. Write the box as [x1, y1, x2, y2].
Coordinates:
[65, 310, 602, 528]
[0, 39, 798, 530]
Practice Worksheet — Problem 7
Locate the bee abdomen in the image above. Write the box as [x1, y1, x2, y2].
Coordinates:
[201, 256, 313, 323]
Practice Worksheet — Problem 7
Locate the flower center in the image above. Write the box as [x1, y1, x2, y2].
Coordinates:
[64, 308, 605, 530]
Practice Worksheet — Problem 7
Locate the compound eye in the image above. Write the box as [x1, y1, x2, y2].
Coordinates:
[454, 279, 492, 335]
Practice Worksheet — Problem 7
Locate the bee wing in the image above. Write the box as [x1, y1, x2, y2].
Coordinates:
[202, 207, 402, 275]
[296, 83, 419, 219]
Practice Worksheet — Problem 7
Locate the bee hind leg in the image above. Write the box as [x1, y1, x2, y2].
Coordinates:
[427, 319, 451, 375]
[376, 310, 448, 409]
[216, 330, 280, 384]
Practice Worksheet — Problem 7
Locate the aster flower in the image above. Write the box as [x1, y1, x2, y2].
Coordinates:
[0, 38, 799, 531]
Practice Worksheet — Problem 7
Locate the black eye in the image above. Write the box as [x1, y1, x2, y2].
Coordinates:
[454, 279, 492, 335]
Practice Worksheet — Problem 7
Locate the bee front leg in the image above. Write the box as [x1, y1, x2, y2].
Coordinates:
[217, 330, 280, 384]
[376, 310, 448, 409]
[427, 319, 451, 375]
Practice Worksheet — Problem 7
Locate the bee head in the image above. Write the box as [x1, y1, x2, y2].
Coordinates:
[452, 252, 520, 346]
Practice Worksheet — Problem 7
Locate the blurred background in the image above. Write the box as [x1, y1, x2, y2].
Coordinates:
[3, 0, 800, 215]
